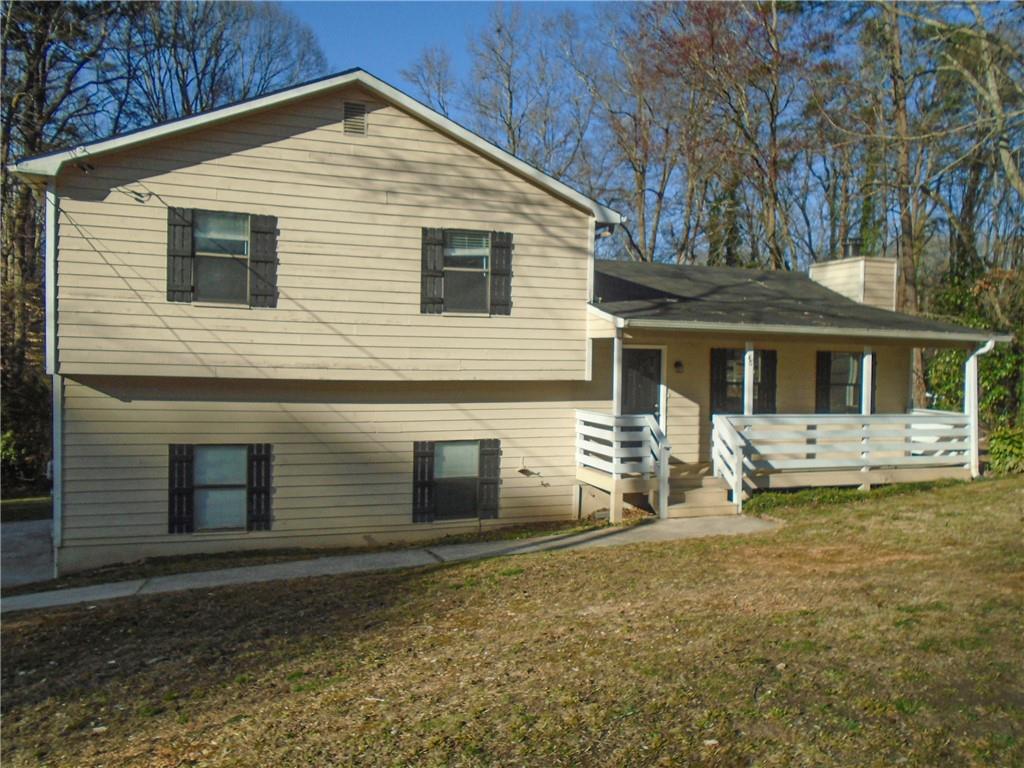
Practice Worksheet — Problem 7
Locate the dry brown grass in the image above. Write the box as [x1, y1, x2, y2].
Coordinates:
[2, 477, 1022, 767]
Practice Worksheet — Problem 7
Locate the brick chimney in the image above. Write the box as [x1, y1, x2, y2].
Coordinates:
[809, 240, 897, 311]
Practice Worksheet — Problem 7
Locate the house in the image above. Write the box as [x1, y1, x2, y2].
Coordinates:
[10, 69, 1008, 575]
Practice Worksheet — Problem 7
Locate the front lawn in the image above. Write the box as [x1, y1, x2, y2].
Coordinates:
[2, 477, 1022, 767]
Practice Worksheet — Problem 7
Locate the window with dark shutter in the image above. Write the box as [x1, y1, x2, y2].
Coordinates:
[247, 444, 273, 530]
[168, 444, 195, 533]
[420, 228, 513, 315]
[412, 439, 500, 522]
[167, 207, 278, 307]
[489, 231, 513, 315]
[815, 351, 832, 413]
[477, 439, 502, 519]
[421, 229, 445, 314]
[412, 441, 436, 522]
[168, 443, 273, 533]
[249, 215, 278, 308]
[167, 208, 194, 302]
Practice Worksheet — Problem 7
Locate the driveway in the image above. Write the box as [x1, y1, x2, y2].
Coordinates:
[2, 520, 54, 588]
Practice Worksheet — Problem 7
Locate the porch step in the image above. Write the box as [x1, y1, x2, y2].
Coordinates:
[667, 475, 734, 517]
[666, 501, 737, 518]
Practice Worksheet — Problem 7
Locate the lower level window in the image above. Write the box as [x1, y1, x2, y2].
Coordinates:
[413, 439, 501, 523]
[434, 441, 481, 520]
[817, 352, 875, 414]
[169, 443, 273, 533]
[194, 445, 248, 530]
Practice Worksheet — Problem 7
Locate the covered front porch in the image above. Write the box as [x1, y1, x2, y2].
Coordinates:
[576, 330, 993, 522]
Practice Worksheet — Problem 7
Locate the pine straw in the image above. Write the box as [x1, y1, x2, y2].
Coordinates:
[2, 478, 1022, 767]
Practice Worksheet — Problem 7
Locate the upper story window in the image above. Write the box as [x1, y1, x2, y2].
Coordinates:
[420, 227, 513, 316]
[193, 211, 250, 304]
[443, 231, 490, 313]
[166, 207, 278, 307]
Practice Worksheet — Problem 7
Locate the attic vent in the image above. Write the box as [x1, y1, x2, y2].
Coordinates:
[343, 101, 367, 135]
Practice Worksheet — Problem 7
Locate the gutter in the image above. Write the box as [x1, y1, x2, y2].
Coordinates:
[619, 317, 1011, 346]
[966, 339, 997, 478]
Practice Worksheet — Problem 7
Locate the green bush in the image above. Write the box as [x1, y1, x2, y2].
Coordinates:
[989, 427, 1024, 475]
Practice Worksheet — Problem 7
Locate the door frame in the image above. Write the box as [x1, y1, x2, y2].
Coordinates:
[622, 344, 668, 434]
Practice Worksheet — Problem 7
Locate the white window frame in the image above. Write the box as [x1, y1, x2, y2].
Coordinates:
[193, 210, 252, 305]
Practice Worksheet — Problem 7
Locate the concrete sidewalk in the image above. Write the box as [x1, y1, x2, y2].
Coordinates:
[1, 515, 776, 614]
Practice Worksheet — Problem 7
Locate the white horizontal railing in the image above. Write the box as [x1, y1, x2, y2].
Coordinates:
[712, 411, 972, 514]
[575, 409, 672, 519]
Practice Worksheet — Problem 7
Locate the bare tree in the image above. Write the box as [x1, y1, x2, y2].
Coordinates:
[401, 46, 456, 117]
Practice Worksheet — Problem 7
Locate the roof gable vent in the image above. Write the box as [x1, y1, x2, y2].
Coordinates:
[343, 101, 367, 135]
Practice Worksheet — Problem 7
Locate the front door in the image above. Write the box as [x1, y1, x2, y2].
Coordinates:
[622, 348, 663, 425]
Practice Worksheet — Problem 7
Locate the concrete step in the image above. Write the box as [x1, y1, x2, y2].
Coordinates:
[667, 502, 737, 518]
[679, 486, 731, 505]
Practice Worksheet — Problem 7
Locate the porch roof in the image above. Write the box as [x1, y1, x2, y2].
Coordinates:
[592, 261, 1009, 346]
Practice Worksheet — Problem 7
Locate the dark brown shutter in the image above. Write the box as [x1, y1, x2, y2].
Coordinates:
[710, 348, 727, 418]
[412, 441, 436, 522]
[816, 351, 832, 413]
[478, 439, 502, 519]
[249, 215, 278, 308]
[489, 231, 513, 315]
[247, 444, 273, 530]
[421, 228, 445, 314]
[168, 444, 194, 533]
[167, 208, 194, 302]
[756, 350, 778, 414]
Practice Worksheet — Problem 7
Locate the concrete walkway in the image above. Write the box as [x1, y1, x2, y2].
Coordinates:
[1, 515, 777, 614]
[1, 520, 54, 589]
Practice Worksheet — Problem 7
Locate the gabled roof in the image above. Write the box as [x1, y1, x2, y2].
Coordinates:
[593, 261, 1009, 345]
[9, 68, 622, 225]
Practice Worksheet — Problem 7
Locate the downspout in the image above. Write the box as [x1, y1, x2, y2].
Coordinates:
[965, 339, 996, 478]
[45, 179, 62, 574]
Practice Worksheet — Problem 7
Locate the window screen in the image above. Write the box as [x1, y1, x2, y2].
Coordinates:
[193, 211, 250, 303]
[434, 440, 480, 520]
[193, 445, 247, 530]
[443, 231, 490, 313]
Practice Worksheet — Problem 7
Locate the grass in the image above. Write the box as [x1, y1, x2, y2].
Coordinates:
[2, 477, 1022, 767]
[0, 496, 51, 524]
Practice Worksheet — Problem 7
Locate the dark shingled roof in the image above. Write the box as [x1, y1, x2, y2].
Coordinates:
[592, 261, 995, 342]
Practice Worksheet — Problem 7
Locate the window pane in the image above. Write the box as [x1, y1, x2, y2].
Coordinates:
[195, 488, 246, 530]
[195, 211, 249, 256]
[435, 477, 478, 520]
[443, 269, 488, 313]
[195, 445, 247, 485]
[435, 441, 479, 479]
[195, 255, 248, 304]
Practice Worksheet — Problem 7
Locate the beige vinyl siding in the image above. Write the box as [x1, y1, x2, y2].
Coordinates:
[808, 257, 898, 311]
[55, 86, 593, 382]
[862, 259, 898, 310]
[58, 372, 613, 572]
[807, 259, 865, 303]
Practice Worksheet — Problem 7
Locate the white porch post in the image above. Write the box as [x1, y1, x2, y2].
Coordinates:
[859, 346, 873, 490]
[612, 329, 623, 417]
[743, 342, 755, 416]
[861, 346, 873, 415]
[609, 329, 624, 523]
[965, 340, 996, 478]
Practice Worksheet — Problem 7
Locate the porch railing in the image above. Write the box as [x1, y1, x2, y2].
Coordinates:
[712, 411, 972, 514]
[575, 409, 672, 519]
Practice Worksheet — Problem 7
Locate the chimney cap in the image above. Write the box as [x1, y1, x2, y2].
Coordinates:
[842, 238, 863, 259]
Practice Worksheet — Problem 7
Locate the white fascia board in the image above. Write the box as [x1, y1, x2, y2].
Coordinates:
[586, 303, 625, 328]
[622, 318, 1011, 346]
[9, 70, 622, 225]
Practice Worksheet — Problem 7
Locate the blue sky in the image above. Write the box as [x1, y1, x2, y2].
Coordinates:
[288, 1, 585, 89]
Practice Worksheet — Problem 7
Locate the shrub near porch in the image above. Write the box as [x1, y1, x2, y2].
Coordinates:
[2, 478, 1022, 767]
